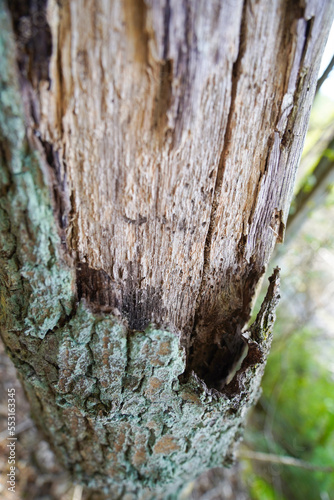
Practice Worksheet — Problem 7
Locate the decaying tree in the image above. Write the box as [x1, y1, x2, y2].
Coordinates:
[0, 0, 333, 498]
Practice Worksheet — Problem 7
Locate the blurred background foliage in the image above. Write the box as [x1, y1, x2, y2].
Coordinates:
[240, 26, 334, 500]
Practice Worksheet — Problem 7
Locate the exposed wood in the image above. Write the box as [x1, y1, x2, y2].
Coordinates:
[1, 0, 333, 497]
[11, 0, 333, 377]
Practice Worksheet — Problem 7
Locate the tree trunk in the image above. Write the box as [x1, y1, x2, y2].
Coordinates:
[0, 0, 332, 498]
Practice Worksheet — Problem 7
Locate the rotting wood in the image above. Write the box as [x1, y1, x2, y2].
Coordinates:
[1, 0, 333, 497]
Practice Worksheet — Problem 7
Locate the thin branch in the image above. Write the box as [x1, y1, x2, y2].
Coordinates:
[283, 137, 334, 245]
[316, 55, 334, 95]
[238, 449, 334, 473]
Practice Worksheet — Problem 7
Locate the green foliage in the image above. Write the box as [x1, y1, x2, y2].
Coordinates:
[244, 327, 334, 500]
[250, 476, 283, 500]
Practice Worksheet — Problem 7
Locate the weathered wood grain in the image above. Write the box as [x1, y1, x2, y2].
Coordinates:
[32, 0, 333, 369]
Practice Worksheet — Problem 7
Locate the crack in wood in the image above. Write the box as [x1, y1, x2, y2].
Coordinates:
[188, 0, 250, 381]
[193, 0, 248, 311]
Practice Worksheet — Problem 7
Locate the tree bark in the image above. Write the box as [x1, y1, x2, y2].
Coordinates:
[0, 0, 333, 498]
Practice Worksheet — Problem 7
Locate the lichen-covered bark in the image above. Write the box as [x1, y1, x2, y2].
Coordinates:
[0, 0, 333, 498]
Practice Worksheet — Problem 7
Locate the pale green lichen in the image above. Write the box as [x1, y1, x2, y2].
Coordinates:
[0, 3, 74, 340]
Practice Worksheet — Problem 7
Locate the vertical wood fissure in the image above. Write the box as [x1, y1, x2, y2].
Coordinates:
[191, 0, 249, 339]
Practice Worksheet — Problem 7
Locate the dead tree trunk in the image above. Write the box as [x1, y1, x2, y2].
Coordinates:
[0, 0, 333, 498]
